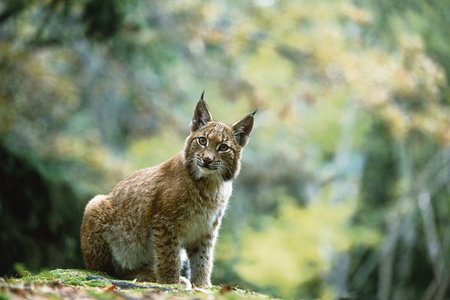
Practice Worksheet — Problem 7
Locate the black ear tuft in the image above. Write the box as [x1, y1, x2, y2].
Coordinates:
[200, 90, 205, 101]
[232, 111, 255, 147]
[191, 92, 212, 132]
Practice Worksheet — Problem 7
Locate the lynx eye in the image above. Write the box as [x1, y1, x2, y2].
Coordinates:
[197, 137, 207, 146]
[218, 143, 229, 151]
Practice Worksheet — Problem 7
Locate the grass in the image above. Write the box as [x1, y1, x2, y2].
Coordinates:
[0, 269, 271, 299]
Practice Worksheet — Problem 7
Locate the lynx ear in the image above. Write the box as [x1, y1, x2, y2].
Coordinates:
[232, 110, 256, 147]
[191, 91, 212, 132]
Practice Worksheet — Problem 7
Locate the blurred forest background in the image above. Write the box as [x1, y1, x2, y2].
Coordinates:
[0, 0, 449, 299]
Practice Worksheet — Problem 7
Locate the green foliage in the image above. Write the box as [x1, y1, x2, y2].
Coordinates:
[127, 131, 185, 169]
[82, 0, 128, 40]
[232, 192, 379, 299]
[0, 144, 84, 275]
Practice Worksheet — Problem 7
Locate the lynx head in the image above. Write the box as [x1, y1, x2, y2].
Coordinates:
[184, 92, 255, 181]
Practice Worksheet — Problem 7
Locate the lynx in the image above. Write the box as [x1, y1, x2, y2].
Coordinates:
[80, 92, 255, 287]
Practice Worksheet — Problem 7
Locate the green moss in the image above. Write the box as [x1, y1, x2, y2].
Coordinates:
[0, 291, 10, 300]
[2, 269, 270, 300]
[5, 269, 111, 289]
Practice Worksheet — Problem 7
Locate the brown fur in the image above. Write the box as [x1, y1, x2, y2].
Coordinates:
[80, 93, 255, 286]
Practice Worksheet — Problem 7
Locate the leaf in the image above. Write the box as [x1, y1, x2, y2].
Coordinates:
[103, 284, 118, 293]
[219, 283, 238, 295]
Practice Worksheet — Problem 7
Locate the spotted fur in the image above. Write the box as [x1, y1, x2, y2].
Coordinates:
[80, 93, 255, 286]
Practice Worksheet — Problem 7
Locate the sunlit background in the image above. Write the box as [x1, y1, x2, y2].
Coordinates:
[1, 0, 449, 299]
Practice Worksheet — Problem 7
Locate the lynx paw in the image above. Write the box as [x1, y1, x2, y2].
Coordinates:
[179, 276, 192, 290]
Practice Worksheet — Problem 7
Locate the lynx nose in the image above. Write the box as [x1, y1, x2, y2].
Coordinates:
[202, 156, 213, 166]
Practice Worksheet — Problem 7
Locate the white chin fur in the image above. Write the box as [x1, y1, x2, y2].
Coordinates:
[195, 165, 220, 179]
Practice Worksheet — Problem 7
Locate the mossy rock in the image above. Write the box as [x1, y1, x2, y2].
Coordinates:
[0, 269, 271, 299]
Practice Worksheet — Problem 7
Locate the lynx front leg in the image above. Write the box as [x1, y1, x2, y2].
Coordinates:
[153, 226, 182, 284]
[187, 233, 217, 287]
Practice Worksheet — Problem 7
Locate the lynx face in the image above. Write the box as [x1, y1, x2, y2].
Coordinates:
[184, 94, 255, 181]
[185, 122, 240, 181]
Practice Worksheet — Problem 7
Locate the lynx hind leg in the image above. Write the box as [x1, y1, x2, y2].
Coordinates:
[80, 195, 115, 275]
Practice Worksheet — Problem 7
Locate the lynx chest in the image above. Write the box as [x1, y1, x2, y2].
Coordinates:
[181, 181, 232, 246]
